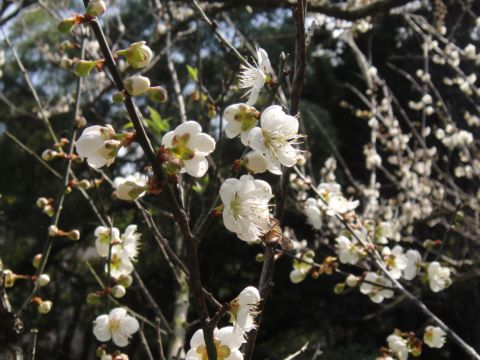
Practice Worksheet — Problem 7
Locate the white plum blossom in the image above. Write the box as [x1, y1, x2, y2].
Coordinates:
[427, 262, 452, 292]
[223, 104, 259, 145]
[95, 226, 121, 257]
[423, 325, 446, 348]
[219, 175, 273, 243]
[304, 198, 322, 229]
[316, 183, 359, 216]
[162, 121, 216, 177]
[114, 173, 148, 201]
[248, 105, 301, 175]
[403, 249, 421, 280]
[360, 272, 394, 303]
[230, 286, 261, 333]
[387, 334, 409, 360]
[335, 235, 361, 265]
[93, 307, 139, 347]
[238, 47, 274, 105]
[382, 246, 408, 280]
[76, 125, 121, 169]
[290, 251, 315, 284]
[186, 326, 245, 360]
[108, 225, 141, 279]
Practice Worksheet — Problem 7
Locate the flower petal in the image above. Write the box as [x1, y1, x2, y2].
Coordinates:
[247, 127, 266, 153]
[175, 121, 202, 137]
[184, 155, 209, 177]
[190, 133, 216, 155]
[161, 131, 175, 148]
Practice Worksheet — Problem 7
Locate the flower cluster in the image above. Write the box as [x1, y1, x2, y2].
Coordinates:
[186, 287, 260, 360]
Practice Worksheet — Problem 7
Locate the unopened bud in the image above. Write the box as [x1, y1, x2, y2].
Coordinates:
[74, 60, 99, 77]
[334, 282, 345, 294]
[48, 225, 59, 236]
[289, 269, 306, 284]
[42, 149, 59, 161]
[36, 197, 49, 208]
[3, 270, 16, 288]
[76, 116, 87, 128]
[67, 230, 81, 241]
[116, 275, 133, 288]
[33, 254, 43, 268]
[58, 17, 77, 33]
[96, 347, 107, 358]
[86, 0, 106, 17]
[43, 205, 54, 217]
[87, 292, 100, 305]
[255, 253, 264, 262]
[147, 86, 168, 103]
[124, 75, 150, 96]
[77, 179, 92, 190]
[296, 154, 306, 166]
[117, 41, 153, 69]
[346, 274, 359, 287]
[111, 285, 126, 298]
[36, 274, 50, 287]
[38, 300, 53, 314]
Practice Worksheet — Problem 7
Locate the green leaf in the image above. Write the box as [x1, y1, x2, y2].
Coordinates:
[186, 65, 198, 82]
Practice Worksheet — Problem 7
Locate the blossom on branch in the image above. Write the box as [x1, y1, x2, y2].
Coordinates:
[93, 308, 139, 347]
[247, 105, 301, 175]
[229, 286, 261, 334]
[423, 325, 446, 348]
[186, 326, 245, 360]
[219, 175, 273, 243]
[162, 121, 216, 177]
[238, 47, 274, 105]
[75, 125, 122, 169]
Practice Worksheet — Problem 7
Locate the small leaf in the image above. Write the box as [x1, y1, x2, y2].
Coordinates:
[186, 65, 198, 82]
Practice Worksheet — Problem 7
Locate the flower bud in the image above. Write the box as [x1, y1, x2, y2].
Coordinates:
[43, 205, 54, 217]
[86, 0, 106, 17]
[124, 75, 150, 96]
[38, 300, 53, 314]
[58, 17, 77, 33]
[36, 197, 49, 208]
[111, 285, 126, 298]
[48, 225, 59, 236]
[296, 154, 306, 166]
[147, 86, 168, 103]
[97, 347, 107, 358]
[345, 274, 359, 287]
[255, 253, 264, 262]
[112, 91, 125, 104]
[76, 116, 87, 128]
[289, 269, 306, 284]
[117, 41, 153, 69]
[334, 282, 345, 294]
[74, 60, 98, 77]
[36, 274, 50, 287]
[67, 230, 81, 241]
[42, 149, 59, 161]
[33, 254, 43, 268]
[77, 179, 92, 190]
[87, 292, 101, 305]
[3, 270, 16, 288]
[116, 274, 133, 288]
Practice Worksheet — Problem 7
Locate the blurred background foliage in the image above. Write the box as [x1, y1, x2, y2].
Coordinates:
[0, 0, 479, 359]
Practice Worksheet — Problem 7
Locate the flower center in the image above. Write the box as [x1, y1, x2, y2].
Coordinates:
[196, 339, 231, 360]
[171, 133, 195, 160]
